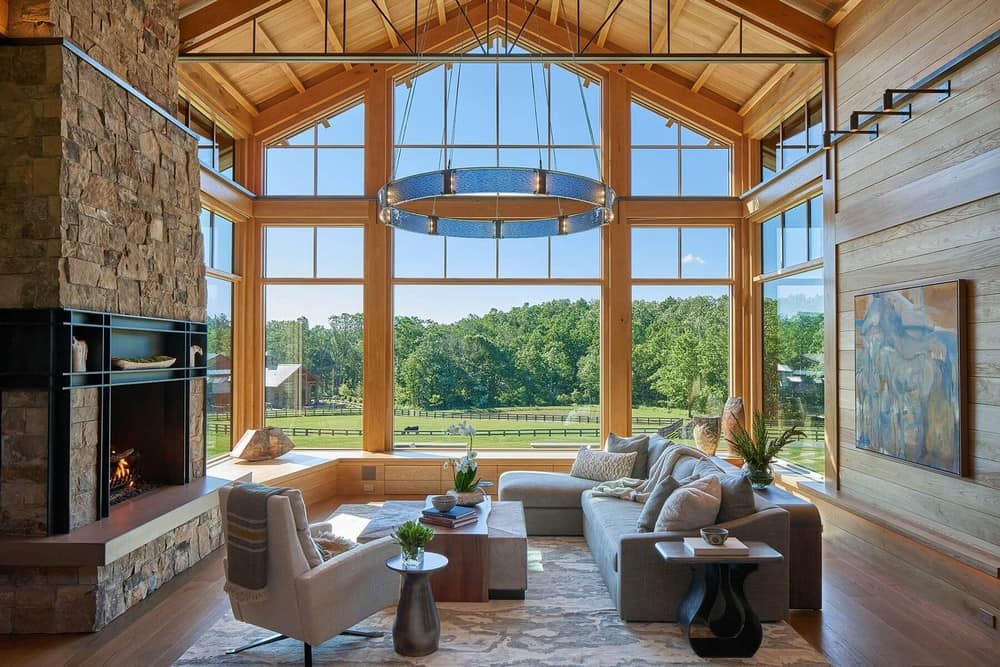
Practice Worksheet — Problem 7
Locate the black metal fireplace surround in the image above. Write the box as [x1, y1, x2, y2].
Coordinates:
[0, 309, 207, 534]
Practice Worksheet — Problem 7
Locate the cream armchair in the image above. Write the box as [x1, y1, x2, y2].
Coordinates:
[219, 485, 399, 666]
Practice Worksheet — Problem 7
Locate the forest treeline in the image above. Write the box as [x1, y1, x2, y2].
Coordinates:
[208, 295, 822, 418]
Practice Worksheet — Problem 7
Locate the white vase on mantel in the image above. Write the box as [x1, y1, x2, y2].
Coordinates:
[447, 487, 486, 507]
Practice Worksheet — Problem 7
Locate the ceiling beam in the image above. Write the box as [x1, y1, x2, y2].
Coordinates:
[595, 0, 623, 48]
[826, 0, 863, 28]
[305, 0, 352, 70]
[179, 67, 255, 137]
[435, 0, 447, 26]
[739, 63, 794, 115]
[250, 1, 744, 142]
[644, 0, 689, 70]
[179, 0, 217, 19]
[200, 63, 260, 118]
[180, 0, 289, 51]
[691, 21, 741, 93]
[372, 0, 401, 48]
[549, 0, 561, 25]
[709, 0, 834, 55]
[254, 25, 306, 94]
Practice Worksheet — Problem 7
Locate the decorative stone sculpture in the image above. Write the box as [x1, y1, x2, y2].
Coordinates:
[691, 416, 721, 456]
[71, 336, 88, 372]
[231, 427, 295, 461]
[721, 397, 746, 453]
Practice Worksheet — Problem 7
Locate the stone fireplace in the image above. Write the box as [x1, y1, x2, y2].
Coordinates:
[0, 1, 222, 634]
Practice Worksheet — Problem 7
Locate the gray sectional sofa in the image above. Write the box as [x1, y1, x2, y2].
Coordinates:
[499, 440, 793, 622]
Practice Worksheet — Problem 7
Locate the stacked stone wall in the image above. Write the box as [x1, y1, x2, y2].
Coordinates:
[0, 391, 50, 535]
[0, 505, 222, 633]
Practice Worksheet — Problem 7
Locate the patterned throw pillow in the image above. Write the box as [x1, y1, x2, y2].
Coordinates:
[570, 446, 637, 482]
[605, 433, 649, 479]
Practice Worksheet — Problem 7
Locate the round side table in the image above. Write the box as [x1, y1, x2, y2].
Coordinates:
[386, 552, 449, 657]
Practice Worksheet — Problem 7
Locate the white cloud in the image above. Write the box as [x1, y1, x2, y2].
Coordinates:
[681, 253, 706, 265]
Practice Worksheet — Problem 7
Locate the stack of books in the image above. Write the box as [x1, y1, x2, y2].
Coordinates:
[419, 505, 478, 528]
[682, 536, 750, 556]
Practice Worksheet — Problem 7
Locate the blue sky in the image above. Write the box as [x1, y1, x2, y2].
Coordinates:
[257, 55, 736, 327]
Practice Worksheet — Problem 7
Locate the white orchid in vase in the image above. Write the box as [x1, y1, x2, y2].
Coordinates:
[444, 420, 480, 494]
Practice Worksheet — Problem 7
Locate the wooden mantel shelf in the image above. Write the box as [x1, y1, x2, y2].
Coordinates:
[787, 479, 1000, 579]
[0, 476, 241, 568]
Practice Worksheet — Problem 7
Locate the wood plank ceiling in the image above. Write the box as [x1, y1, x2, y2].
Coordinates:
[178, 0, 852, 134]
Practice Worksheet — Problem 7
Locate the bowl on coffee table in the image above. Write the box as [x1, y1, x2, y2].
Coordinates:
[700, 527, 729, 546]
[430, 495, 457, 512]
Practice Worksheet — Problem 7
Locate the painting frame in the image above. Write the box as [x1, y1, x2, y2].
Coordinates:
[853, 279, 967, 478]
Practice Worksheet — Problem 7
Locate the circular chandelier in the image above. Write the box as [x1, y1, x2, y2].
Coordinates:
[377, 166, 615, 239]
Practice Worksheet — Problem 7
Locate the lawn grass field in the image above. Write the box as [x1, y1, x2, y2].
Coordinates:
[207, 404, 824, 475]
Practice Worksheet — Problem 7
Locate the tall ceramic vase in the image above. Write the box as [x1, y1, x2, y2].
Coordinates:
[691, 416, 721, 456]
[720, 397, 746, 455]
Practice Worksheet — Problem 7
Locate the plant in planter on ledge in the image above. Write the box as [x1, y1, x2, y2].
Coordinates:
[724, 410, 805, 489]
[443, 421, 485, 506]
[392, 520, 435, 569]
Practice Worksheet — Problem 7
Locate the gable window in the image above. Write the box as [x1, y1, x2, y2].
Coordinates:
[178, 96, 236, 181]
[265, 101, 365, 195]
[760, 92, 823, 183]
[393, 47, 601, 179]
[630, 102, 731, 196]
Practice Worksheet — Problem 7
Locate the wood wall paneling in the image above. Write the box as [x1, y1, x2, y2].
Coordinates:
[832, 0, 1000, 601]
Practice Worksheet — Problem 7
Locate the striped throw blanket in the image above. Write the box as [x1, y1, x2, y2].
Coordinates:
[225, 483, 288, 602]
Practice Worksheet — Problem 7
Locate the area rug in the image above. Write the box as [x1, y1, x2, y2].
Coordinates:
[175, 503, 828, 666]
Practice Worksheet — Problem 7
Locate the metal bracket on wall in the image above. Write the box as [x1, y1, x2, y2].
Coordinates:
[884, 80, 951, 109]
[850, 105, 911, 129]
[823, 125, 878, 148]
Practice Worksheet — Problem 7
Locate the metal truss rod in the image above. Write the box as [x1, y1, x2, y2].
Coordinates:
[454, 0, 487, 53]
[368, 0, 415, 53]
[177, 51, 827, 64]
[580, 0, 626, 54]
[507, 0, 543, 54]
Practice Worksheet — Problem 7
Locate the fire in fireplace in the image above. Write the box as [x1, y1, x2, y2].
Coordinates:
[108, 447, 164, 506]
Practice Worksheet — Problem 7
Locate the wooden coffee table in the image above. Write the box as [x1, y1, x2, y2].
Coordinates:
[358, 497, 494, 602]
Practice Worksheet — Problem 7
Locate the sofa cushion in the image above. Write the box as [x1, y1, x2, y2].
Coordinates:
[605, 433, 649, 479]
[711, 473, 758, 523]
[570, 447, 637, 482]
[654, 475, 722, 532]
[636, 475, 681, 533]
[498, 471, 598, 508]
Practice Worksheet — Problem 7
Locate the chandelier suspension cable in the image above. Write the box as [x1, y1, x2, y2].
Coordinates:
[561, 15, 600, 176]
[392, 0, 437, 178]
[528, 60, 544, 170]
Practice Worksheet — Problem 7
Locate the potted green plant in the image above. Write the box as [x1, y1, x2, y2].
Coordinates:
[392, 520, 435, 569]
[443, 421, 486, 506]
[724, 410, 805, 489]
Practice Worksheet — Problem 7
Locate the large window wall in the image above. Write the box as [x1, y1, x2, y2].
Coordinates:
[262, 226, 365, 448]
[758, 194, 825, 473]
[230, 58, 775, 457]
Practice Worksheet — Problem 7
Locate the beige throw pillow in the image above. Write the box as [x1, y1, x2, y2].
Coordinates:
[570, 446, 637, 482]
[279, 488, 325, 568]
[654, 475, 722, 532]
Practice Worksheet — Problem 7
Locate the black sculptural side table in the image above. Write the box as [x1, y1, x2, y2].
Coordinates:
[386, 552, 449, 657]
[655, 541, 783, 658]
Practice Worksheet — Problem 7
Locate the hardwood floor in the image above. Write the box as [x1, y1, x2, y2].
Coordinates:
[1, 495, 996, 667]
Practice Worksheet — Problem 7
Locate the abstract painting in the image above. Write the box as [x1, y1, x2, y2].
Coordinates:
[854, 280, 966, 476]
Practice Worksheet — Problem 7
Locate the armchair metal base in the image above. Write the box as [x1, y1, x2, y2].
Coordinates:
[227, 629, 385, 666]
